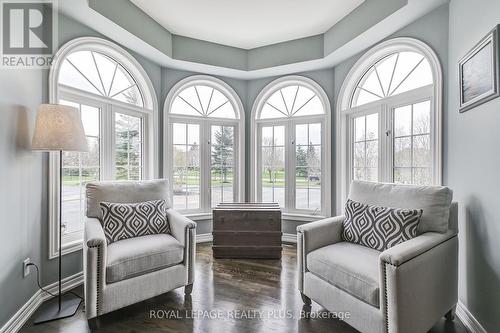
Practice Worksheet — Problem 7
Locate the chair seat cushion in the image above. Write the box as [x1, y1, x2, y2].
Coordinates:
[106, 234, 183, 283]
[307, 242, 381, 307]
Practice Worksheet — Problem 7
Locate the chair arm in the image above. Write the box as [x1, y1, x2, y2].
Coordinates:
[380, 231, 458, 333]
[85, 216, 106, 247]
[167, 209, 197, 246]
[380, 230, 456, 266]
[296, 215, 345, 254]
[296, 215, 344, 293]
[83, 217, 107, 319]
[166, 209, 197, 285]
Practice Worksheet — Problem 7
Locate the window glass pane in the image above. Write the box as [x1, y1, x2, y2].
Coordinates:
[61, 102, 101, 236]
[394, 137, 411, 167]
[211, 125, 235, 206]
[393, 101, 432, 185]
[413, 168, 431, 185]
[394, 168, 411, 184]
[114, 113, 143, 181]
[354, 116, 365, 142]
[360, 69, 384, 98]
[366, 113, 378, 140]
[413, 100, 431, 134]
[413, 135, 431, 167]
[295, 124, 308, 145]
[293, 95, 323, 117]
[172, 123, 200, 210]
[394, 105, 412, 137]
[260, 125, 285, 207]
[352, 88, 380, 107]
[392, 59, 433, 95]
[351, 113, 378, 182]
[81, 105, 100, 137]
[112, 85, 143, 107]
[376, 54, 398, 95]
[390, 52, 424, 93]
[295, 123, 322, 211]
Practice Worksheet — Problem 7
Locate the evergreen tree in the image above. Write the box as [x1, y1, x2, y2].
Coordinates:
[296, 145, 308, 177]
[211, 127, 233, 183]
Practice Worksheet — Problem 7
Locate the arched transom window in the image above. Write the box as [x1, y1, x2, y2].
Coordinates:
[252, 76, 331, 217]
[164, 76, 244, 216]
[59, 50, 144, 107]
[352, 51, 433, 107]
[336, 38, 442, 213]
[49, 37, 157, 257]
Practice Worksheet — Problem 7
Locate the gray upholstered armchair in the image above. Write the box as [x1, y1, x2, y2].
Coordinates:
[297, 181, 458, 333]
[83, 180, 196, 326]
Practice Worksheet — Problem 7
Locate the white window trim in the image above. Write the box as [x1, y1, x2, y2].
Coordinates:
[48, 37, 159, 259]
[250, 75, 332, 217]
[163, 75, 246, 214]
[336, 37, 443, 215]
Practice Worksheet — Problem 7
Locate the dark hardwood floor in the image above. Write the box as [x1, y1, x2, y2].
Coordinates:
[21, 243, 467, 333]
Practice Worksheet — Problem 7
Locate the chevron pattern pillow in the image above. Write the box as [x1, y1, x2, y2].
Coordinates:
[342, 199, 423, 251]
[100, 200, 170, 244]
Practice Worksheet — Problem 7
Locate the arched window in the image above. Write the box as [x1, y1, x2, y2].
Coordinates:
[48, 37, 158, 257]
[164, 75, 245, 215]
[336, 38, 442, 213]
[251, 76, 331, 218]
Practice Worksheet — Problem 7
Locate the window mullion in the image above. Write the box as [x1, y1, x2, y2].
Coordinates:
[201, 121, 210, 212]
[383, 103, 392, 183]
[287, 120, 295, 212]
[102, 103, 114, 180]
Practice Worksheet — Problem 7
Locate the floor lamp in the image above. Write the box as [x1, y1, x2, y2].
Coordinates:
[31, 104, 88, 324]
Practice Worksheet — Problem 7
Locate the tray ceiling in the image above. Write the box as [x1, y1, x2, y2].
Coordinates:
[130, 0, 365, 49]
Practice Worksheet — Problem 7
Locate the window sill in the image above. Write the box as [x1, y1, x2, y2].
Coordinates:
[49, 238, 83, 259]
[183, 211, 326, 223]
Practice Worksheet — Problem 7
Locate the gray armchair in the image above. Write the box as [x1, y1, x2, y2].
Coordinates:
[297, 181, 458, 333]
[83, 180, 196, 325]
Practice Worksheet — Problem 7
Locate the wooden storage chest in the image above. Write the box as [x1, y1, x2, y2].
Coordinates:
[212, 203, 282, 259]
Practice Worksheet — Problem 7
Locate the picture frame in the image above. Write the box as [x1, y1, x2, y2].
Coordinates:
[459, 25, 500, 113]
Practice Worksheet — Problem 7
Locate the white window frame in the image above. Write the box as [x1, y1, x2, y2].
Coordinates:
[163, 75, 245, 220]
[250, 76, 332, 220]
[48, 37, 159, 258]
[336, 37, 443, 214]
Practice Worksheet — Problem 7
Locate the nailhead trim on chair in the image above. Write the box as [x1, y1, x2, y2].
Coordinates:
[383, 262, 389, 333]
[88, 243, 103, 316]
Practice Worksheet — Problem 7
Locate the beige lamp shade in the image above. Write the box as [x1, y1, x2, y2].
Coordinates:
[32, 104, 88, 152]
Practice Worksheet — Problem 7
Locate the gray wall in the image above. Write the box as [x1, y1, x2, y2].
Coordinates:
[447, 0, 500, 331]
[0, 62, 47, 328]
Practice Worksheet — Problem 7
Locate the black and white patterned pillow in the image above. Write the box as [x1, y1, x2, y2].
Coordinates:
[342, 199, 423, 251]
[100, 200, 170, 244]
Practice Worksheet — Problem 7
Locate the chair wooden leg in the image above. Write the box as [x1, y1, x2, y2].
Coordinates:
[185, 283, 193, 296]
[445, 305, 456, 321]
[300, 292, 311, 306]
[88, 317, 99, 330]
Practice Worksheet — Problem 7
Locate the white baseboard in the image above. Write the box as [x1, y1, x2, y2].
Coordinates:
[0, 271, 83, 333]
[456, 301, 487, 333]
[196, 233, 297, 244]
[282, 233, 297, 243]
[196, 233, 213, 243]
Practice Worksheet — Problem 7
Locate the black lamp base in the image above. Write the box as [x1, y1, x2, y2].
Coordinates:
[34, 294, 82, 325]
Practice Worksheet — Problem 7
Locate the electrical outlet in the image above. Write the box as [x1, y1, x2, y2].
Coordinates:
[23, 258, 31, 278]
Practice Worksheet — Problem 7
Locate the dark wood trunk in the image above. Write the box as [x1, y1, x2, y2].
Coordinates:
[212, 203, 282, 259]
